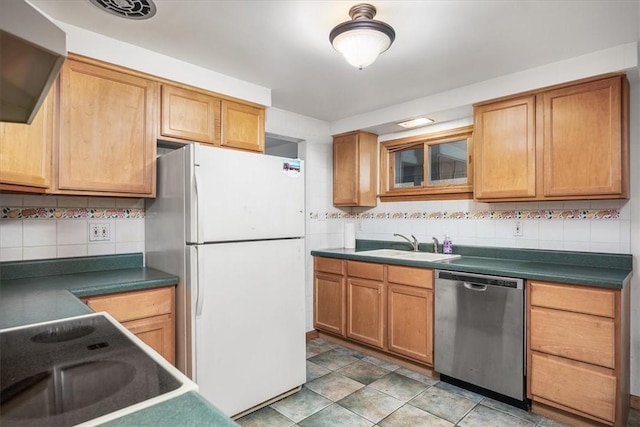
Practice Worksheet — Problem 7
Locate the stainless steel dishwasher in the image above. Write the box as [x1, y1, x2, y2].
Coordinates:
[434, 270, 527, 408]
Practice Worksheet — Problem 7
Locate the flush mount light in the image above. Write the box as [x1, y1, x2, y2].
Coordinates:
[89, 0, 157, 20]
[397, 117, 434, 128]
[329, 3, 395, 70]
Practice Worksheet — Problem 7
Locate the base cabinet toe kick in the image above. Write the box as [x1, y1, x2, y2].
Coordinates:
[312, 256, 631, 427]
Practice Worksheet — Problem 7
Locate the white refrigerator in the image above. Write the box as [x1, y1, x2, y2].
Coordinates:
[145, 143, 306, 417]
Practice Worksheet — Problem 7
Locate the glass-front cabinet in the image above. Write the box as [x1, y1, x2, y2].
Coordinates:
[380, 126, 473, 200]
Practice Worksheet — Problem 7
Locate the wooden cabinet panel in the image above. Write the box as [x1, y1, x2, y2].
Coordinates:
[347, 260, 384, 281]
[530, 281, 615, 317]
[314, 272, 346, 336]
[530, 352, 616, 423]
[387, 284, 433, 364]
[220, 99, 264, 152]
[530, 306, 615, 368]
[473, 96, 536, 199]
[473, 74, 628, 201]
[125, 315, 175, 365]
[387, 265, 433, 289]
[83, 286, 175, 364]
[161, 85, 220, 144]
[347, 277, 385, 348]
[0, 88, 54, 191]
[333, 131, 377, 207]
[543, 77, 623, 197]
[84, 287, 174, 322]
[315, 256, 345, 275]
[58, 59, 158, 196]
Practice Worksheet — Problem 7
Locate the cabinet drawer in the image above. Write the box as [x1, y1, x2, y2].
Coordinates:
[347, 260, 384, 281]
[84, 287, 174, 322]
[387, 265, 433, 289]
[529, 281, 616, 318]
[530, 352, 616, 423]
[314, 257, 345, 275]
[530, 307, 615, 368]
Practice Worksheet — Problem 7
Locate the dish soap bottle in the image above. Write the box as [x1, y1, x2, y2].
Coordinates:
[443, 235, 453, 254]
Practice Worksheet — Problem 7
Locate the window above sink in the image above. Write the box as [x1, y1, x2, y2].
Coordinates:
[379, 125, 473, 201]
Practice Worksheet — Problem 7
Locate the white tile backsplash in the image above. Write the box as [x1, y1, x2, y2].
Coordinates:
[23, 246, 57, 260]
[0, 220, 23, 248]
[563, 221, 590, 242]
[23, 220, 57, 246]
[57, 244, 88, 258]
[0, 247, 22, 261]
[22, 195, 57, 207]
[87, 242, 116, 256]
[115, 219, 144, 243]
[57, 219, 88, 245]
[0, 196, 146, 261]
[0, 194, 23, 206]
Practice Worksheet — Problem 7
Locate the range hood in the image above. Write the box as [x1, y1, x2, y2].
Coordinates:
[0, 0, 66, 124]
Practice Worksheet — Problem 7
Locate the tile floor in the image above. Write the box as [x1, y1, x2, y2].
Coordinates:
[237, 338, 640, 427]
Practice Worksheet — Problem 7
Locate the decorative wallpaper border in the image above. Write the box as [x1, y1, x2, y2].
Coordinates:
[1, 207, 145, 220]
[309, 209, 620, 220]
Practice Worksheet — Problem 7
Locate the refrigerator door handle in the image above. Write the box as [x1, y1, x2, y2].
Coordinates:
[195, 246, 205, 317]
[193, 163, 204, 244]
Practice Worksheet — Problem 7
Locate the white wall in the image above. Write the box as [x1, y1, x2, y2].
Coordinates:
[628, 79, 639, 397]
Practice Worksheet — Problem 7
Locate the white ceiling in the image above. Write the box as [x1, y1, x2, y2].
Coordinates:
[30, 0, 640, 127]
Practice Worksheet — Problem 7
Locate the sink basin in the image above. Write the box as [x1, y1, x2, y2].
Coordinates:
[355, 249, 411, 258]
[356, 249, 461, 262]
[394, 252, 461, 262]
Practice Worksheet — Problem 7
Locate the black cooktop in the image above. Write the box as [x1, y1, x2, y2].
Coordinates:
[1, 314, 182, 426]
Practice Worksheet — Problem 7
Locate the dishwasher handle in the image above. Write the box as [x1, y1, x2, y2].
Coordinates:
[464, 282, 488, 291]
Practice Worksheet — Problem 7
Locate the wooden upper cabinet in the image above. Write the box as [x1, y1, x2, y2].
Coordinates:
[160, 85, 220, 145]
[220, 99, 265, 152]
[0, 87, 55, 192]
[474, 96, 536, 199]
[333, 131, 377, 207]
[542, 77, 625, 197]
[57, 58, 158, 197]
[473, 74, 628, 202]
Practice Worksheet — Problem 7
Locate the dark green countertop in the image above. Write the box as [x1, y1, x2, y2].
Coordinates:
[0, 254, 179, 329]
[311, 240, 632, 289]
[0, 253, 237, 427]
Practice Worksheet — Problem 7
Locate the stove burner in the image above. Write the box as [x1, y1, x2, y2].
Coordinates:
[30, 325, 96, 343]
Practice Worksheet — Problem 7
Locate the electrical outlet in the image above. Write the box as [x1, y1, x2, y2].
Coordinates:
[89, 223, 111, 241]
[513, 221, 523, 237]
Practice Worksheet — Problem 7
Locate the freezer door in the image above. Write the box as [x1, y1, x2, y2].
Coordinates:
[192, 144, 304, 243]
[193, 238, 306, 417]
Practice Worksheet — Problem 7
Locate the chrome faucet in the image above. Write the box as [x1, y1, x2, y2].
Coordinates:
[394, 233, 419, 252]
[432, 237, 439, 254]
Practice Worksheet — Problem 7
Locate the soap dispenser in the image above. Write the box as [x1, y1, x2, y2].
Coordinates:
[443, 234, 453, 254]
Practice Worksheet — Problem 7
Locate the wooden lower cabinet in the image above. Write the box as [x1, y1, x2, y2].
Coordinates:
[530, 352, 617, 424]
[314, 257, 346, 336]
[82, 286, 176, 364]
[346, 277, 385, 348]
[314, 272, 346, 336]
[387, 284, 433, 364]
[313, 256, 434, 366]
[528, 280, 629, 426]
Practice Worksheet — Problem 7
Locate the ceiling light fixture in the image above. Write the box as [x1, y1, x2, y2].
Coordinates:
[329, 3, 395, 70]
[397, 117, 434, 128]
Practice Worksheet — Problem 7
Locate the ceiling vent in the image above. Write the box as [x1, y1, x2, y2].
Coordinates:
[89, 0, 157, 20]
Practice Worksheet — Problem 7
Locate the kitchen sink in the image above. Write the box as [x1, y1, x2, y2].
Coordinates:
[354, 249, 411, 258]
[356, 249, 461, 262]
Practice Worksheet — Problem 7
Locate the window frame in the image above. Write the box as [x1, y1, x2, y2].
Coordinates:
[379, 125, 474, 201]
